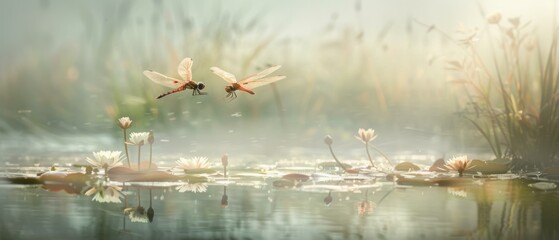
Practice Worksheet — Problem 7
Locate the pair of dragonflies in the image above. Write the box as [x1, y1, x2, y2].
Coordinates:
[143, 58, 286, 100]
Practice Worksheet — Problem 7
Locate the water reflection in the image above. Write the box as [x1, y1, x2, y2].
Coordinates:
[84, 180, 123, 203]
[2, 170, 559, 239]
[124, 189, 149, 223]
[221, 186, 229, 208]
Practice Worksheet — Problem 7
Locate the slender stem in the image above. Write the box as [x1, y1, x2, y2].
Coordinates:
[327, 144, 349, 171]
[224, 166, 227, 177]
[137, 145, 142, 171]
[365, 143, 375, 168]
[369, 144, 394, 167]
[123, 129, 130, 167]
[149, 144, 153, 169]
[137, 188, 141, 206]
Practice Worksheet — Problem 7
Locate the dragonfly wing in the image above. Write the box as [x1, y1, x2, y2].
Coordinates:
[177, 57, 193, 81]
[241, 65, 282, 83]
[241, 75, 286, 90]
[143, 70, 185, 89]
[210, 67, 237, 83]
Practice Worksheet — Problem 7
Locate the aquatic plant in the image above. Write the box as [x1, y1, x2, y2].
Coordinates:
[355, 128, 377, 167]
[86, 151, 123, 175]
[84, 180, 123, 203]
[147, 130, 154, 169]
[444, 155, 474, 177]
[354, 128, 394, 168]
[126, 132, 149, 170]
[117, 117, 133, 167]
[175, 157, 212, 174]
[446, 10, 559, 169]
[324, 135, 355, 173]
[221, 154, 229, 177]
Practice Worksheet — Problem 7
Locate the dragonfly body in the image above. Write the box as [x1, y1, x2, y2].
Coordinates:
[144, 58, 206, 99]
[156, 81, 205, 99]
[210, 65, 285, 101]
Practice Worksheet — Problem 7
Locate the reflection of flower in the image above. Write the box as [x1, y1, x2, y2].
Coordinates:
[355, 128, 377, 144]
[357, 201, 376, 216]
[118, 117, 133, 129]
[86, 151, 123, 171]
[176, 157, 211, 171]
[127, 132, 150, 146]
[444, 155, 473, 177]
[176, 182, 208, 193]
[124, 206, 148, 223]
[447, 187, 468, 198]
[84, 181, 123, 203]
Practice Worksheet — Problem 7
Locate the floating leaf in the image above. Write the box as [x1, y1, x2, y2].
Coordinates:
[282, 173, 310, 182]
[394, 162, 421, 171]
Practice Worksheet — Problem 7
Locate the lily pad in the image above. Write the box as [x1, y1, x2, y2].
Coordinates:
[318, 162, 352, 170]
[282, 173, 310, 182]
[464, 160, 509, 174]
[395, 162, 421, 171]
[429, 158, 448, 172]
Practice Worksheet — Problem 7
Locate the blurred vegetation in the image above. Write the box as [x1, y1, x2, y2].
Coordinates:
[0, 1, 556, 162]
[447, 8, 559, 168]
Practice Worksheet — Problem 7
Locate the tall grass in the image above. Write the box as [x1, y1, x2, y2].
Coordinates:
[447, 12, 559, 169]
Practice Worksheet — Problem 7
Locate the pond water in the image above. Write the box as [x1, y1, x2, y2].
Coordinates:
[2, 162, 558, 240]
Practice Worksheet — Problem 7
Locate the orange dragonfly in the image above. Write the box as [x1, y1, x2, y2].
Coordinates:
[210, 65, 286, 101]
[143, 58, 206, 99]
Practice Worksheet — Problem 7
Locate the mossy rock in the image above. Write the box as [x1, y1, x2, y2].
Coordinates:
[464, 159, 510, 174]
[395, 162, 421, 171]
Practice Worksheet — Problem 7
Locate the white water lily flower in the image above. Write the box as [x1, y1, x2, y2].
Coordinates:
[86, 151, 123, 170]
[355, 128, 377, 144]
[84, 181, 123, 203]
[444, 155, 474, 177]
[176, 182, 208, 193]
[127, 132, 150, 146]
[124, 206, 148, 223]
[118, 117, 132, 129]
[176, 157, 211, 171]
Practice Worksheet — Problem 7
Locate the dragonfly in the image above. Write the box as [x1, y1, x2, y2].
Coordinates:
[210, 65, 286, 101]
[143, 57, 206, 99]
